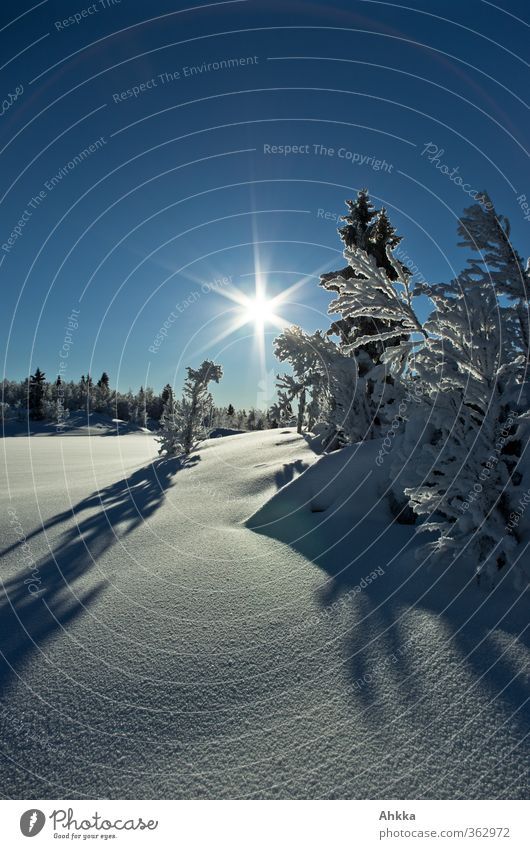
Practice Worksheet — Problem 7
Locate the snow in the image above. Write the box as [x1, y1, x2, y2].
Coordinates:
[2, 411, 153, 438]
[1, 429, 529, 799]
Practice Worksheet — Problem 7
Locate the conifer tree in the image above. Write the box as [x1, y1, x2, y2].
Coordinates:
[157, 386, 181, 456]
[28, 368, 46, 420]
[157, 361, 223, 456]
[138, 386, 148, 427]
[269, 392, 293, 425]
[97, 372, 110, 388]
[320, 190, 408, 365]
[456, 192, 530, 375]
[399, 199, 528, 586]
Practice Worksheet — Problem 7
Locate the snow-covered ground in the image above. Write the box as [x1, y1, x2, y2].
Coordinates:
[1, 429, 529, 798]
[2, 411, 153, 437]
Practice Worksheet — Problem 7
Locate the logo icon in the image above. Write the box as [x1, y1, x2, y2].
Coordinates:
[20, 810, 45, 837]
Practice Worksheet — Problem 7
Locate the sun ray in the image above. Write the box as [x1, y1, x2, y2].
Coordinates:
[194, 247, 329, 367]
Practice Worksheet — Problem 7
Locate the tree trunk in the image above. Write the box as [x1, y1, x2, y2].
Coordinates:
[297, 388, 306, 434]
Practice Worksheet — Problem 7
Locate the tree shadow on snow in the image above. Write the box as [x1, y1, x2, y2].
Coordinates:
[247, 495, 530, 751]
[274, 460, 309, 489]
[0, 453, 198, 694]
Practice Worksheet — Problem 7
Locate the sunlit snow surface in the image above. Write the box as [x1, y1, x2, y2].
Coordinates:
[1, 429, 529, 798]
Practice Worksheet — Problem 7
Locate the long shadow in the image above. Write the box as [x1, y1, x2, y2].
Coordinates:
[274, 460, 309, 489]
[0, 454, 198, 694]
[247, 484, 530, 740]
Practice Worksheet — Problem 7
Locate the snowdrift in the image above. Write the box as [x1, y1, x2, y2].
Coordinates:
[1, 429, 529, 799]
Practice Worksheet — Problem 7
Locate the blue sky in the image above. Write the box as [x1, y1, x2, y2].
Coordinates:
[1, 0, 530, 408]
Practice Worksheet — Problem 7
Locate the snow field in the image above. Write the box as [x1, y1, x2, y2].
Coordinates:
[0, 429, 528, 798]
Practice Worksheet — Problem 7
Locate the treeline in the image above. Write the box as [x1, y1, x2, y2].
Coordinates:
[0, 371, 272, 431]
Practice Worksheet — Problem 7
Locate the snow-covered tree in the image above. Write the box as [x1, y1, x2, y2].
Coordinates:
[273, 326, 335, 434]
[42, 392, 69, 426]
[28, 368, 46, 420]
[157, 386, 182, 456]
[269, 391, 293, 426]
[402, 245, 526, 585]
[322, 243, 427, 440]
[138, 386, 148, 428]
[456, 192, 530, 379]
[157, 360, 223, 456]
[327, 245, 426, 358]
[79, 374, 93, 412]
[320, 190, 408, 365]
[315, 193, 420, 442]
[126, 390, 138, 424]
[93, 372, 112, 414]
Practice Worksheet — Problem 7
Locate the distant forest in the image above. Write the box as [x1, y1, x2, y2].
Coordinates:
[0, 369, 274, 431]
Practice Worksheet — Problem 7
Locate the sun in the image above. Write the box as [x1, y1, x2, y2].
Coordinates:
[196, 255, 315, 368]
[241, 292, 278, 327]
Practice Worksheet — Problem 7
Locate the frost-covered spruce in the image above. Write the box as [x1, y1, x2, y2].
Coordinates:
[372, 193, 530, 585]
[456, 192, 530, 381]
[319, 193, 426, 442]
[327, 245, 426, 360]
[273, 326, 334, 434]
[274, 194, 421, 446]
[320, 190, 408, 364]
[273, 324, 373, 445]
[138, 386, 148, 428]
[403, 257, 525, 585]
[28, 367, 46, 420]
[157, 360, 223, 457]
[325, 242, 427, 438]
[269, 389, 294, 427]
[157, 386, 183, 457]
